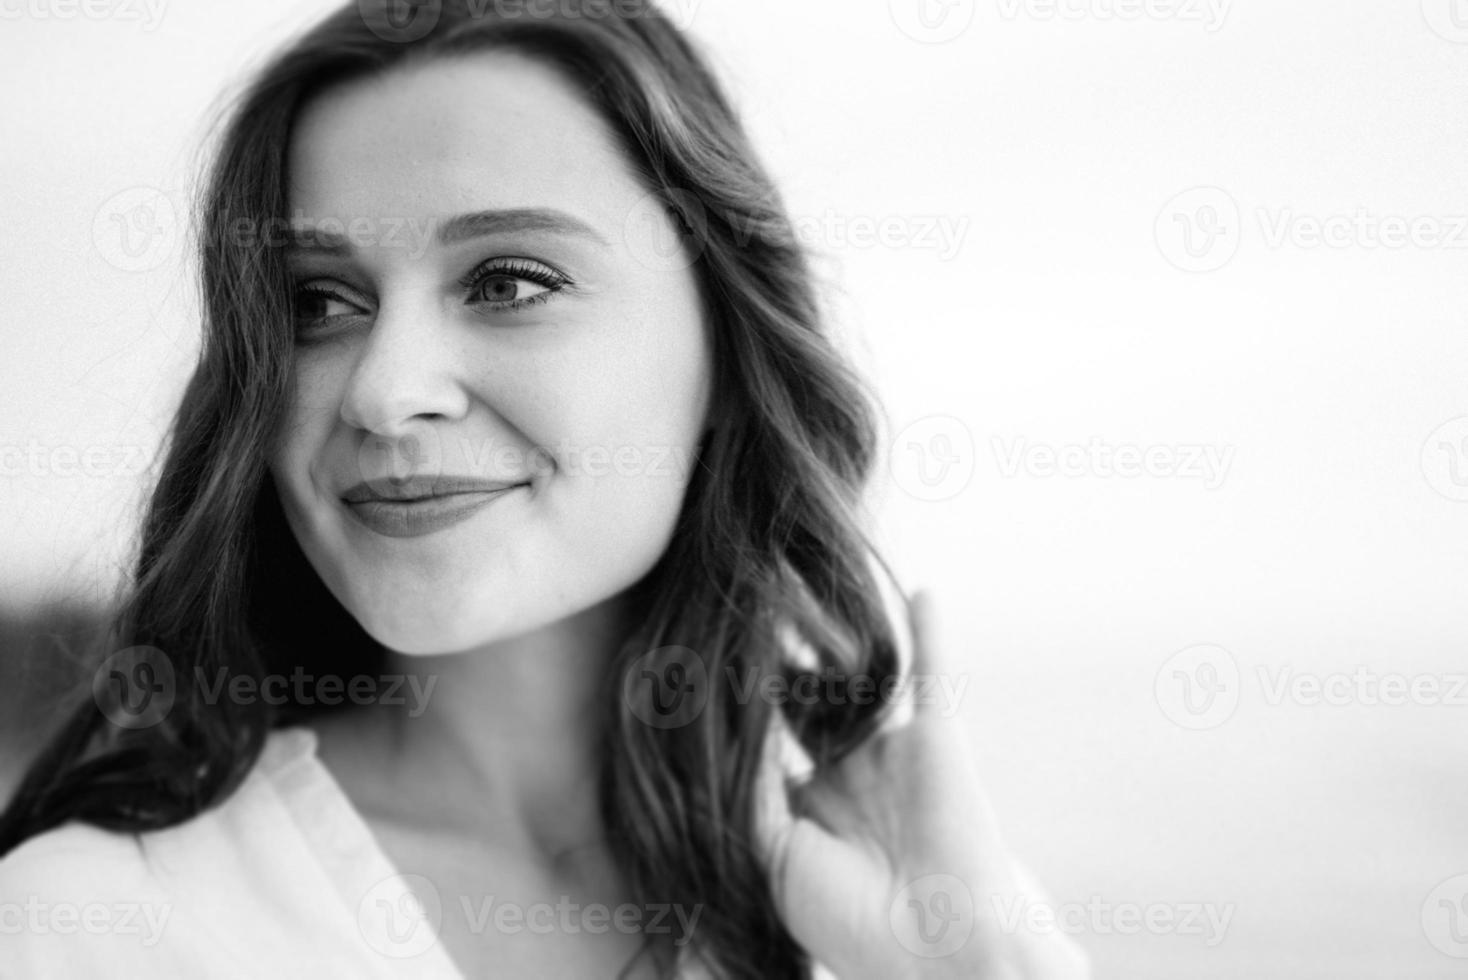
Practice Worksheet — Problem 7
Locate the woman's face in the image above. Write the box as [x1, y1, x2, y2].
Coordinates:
[268, 53, 713, 655]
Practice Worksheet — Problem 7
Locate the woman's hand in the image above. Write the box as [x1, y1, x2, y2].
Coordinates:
[754, 589, 1090, 980]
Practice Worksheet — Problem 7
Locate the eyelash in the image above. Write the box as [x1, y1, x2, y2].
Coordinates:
[458, 256, 572, 310]
[291, 257, 573, 335]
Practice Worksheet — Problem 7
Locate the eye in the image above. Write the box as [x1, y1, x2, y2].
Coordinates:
[292, 282, 368, 332]
[461, 257, 572, 311]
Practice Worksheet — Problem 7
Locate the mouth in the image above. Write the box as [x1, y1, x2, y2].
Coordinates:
[341, 478, 530, 538]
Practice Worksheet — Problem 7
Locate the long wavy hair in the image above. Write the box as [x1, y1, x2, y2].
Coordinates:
[0, 2, 907, 976]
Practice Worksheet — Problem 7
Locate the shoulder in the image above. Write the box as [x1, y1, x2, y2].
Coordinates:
[1, 724, 320, 875]
[0, 819, 180, 977]
[0, 726, 332, 979]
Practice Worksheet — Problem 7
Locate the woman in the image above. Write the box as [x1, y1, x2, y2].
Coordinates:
[0, 1, 1088, 977]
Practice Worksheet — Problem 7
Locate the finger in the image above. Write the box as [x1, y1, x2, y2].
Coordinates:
[901, 588, 968, 725]
[904, 587, 937, 676]
[751, 707, 807, 880]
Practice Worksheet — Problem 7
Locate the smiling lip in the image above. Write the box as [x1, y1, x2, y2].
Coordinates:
[342, 477, 528, 538]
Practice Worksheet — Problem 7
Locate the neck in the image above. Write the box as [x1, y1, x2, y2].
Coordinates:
[371, 591, 637, 870]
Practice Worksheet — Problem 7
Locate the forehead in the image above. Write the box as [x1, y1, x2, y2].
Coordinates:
[287, 52, 633, 221]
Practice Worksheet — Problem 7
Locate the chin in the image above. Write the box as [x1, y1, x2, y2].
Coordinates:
[360, 618, 485, 658]
[352, 597, 508, 657]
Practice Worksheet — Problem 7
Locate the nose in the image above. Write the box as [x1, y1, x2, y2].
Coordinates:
[338, 292, 471, 437]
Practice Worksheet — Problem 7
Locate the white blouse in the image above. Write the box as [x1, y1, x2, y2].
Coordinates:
[0, 561, 1087, 979]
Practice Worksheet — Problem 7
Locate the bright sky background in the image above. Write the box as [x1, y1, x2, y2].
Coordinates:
[3, 1, 1468, 976]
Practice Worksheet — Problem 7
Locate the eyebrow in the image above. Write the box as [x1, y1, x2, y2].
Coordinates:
[438, 208, 609, 247]
[286, 207, 609, 254]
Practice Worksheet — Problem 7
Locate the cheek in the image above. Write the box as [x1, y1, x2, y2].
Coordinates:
[533, 314, 708, 567]
[577, 281, 711, 445]
[547, 296, 707, 464]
